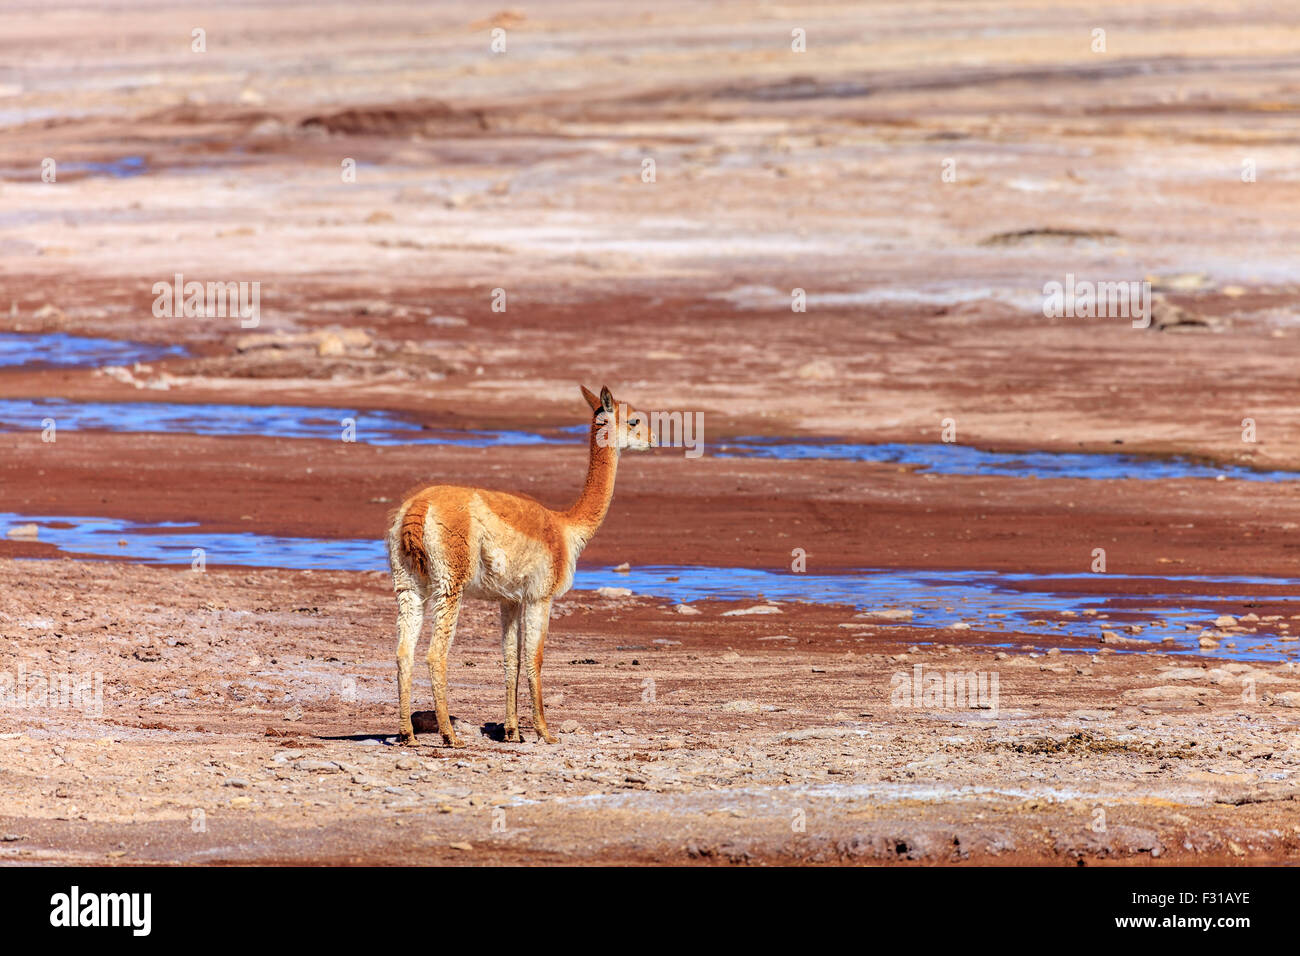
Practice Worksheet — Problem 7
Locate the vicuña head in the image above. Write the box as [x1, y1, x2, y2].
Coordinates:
[385, 383, 654, 747]
[582, 384, 658, 452]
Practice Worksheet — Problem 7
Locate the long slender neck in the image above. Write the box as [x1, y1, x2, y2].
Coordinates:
[564, 420, 619, 545]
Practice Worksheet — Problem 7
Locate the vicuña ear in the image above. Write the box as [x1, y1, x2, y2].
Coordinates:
[599, 386, 615, 414]
[580, 385, 601, 412]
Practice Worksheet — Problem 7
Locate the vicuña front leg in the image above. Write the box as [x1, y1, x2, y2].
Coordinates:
[395, 589, 424, 745]
[501, 601, 523, 742]
[427, 590, 464, 747]
[522, 599, 557, 744]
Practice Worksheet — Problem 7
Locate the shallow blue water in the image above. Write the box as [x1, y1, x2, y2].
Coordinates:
[578, 565, 1300, 660]
[2, 329, 1292, 480]
[714, 437, 1298, 483]
[0, 398, 557, 446]
[0, 333, 187, 369]
[2, 512, 386, 572]
[61, 155, 147, 179]
[0, 396, 1289, 483]
[5, 512, 1295, 661]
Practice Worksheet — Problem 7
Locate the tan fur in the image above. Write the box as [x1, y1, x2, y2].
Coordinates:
[385, 384, 655, 745]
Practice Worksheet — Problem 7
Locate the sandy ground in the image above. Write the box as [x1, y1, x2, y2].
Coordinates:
[2, 0, 1300, 864]
[3, 558, 1300, 865]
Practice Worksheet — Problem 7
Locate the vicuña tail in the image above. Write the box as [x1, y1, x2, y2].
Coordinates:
[398, 499, 430, 578]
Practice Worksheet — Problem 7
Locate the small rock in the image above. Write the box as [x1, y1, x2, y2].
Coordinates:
[722, 604, 781, 617]
[294, 759, 341, 773]
[596, 587, 632, 599]
[859, 609, 914, 623]
[1148, 295, 1223, 332]
[6, 523, 38, 540]
[1121, 685, 1211, 701]
[796, 360, 836, 380]
[317, 334, 346, 357]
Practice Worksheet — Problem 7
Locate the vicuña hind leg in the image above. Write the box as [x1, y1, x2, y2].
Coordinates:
[522, 599, 557, 744]
[395, 588, 424, 744]
[501, 601, 523, 742]
[427, 590, 464, 747]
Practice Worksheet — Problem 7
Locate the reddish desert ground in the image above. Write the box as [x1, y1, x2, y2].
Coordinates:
[2, 0, 1300, 864]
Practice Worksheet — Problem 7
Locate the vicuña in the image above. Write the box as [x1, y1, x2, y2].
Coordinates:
[385, 385, 656, 745]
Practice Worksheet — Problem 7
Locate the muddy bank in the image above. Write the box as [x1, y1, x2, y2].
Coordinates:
[3, 428, 1300, 580]
[3, 278, 1300, 476]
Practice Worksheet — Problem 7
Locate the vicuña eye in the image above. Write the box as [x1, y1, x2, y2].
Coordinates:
[628, 418, 640, 426]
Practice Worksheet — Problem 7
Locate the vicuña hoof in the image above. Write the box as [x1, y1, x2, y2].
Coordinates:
[505, 727, 522, 743]
[537, 730, 558, 745]
[397, 731, 417, 746]
[443, 733, 465, 748]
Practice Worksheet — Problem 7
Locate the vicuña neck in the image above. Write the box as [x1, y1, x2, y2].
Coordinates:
[564, 420, 619, 544]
